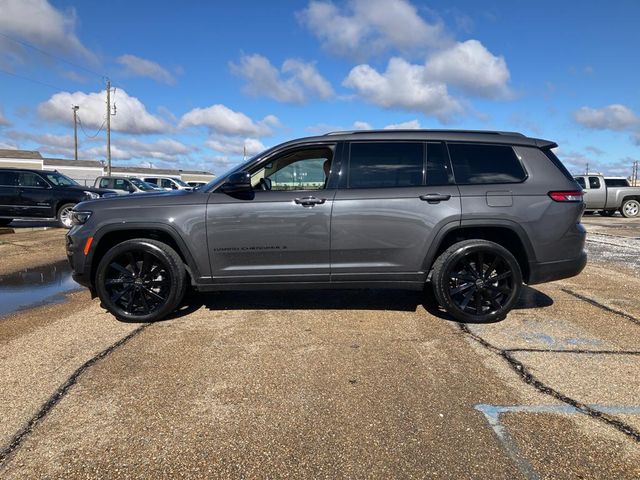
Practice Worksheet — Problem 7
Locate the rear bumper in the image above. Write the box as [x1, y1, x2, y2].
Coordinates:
[527, 251, 587, 285]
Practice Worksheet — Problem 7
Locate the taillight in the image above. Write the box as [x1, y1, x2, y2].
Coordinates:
[548, 191, 583, 202]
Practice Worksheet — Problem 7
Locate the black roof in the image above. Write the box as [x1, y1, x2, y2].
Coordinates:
[277, 129, 556, 149]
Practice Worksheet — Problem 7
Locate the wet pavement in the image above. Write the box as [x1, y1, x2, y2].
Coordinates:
[0, 261, 80, 317]
[0, 216, 638, 478]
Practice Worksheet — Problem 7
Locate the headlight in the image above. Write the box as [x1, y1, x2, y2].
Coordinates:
[83, 191, 100, 199]
[71, 210, 92, 225]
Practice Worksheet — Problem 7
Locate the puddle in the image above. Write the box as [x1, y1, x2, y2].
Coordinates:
[0, 261, 81, 317]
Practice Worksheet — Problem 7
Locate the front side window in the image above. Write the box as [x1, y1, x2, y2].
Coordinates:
[251, 147, 332, 191]
[114, 179, 130, 190]
[161, 179, 175, 189]
[588, 176, 601, 189]
[99, 178, 110, 188]
[448, 143, 527, 184]
[18, 172, 48, 188]
[0, 171, 18, 186]
[348, 142, 424, 188]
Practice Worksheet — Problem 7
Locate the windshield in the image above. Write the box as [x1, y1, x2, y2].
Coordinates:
[171, 177, 189, 187]
[43, 172, 79, 186]
[129, 178, 157, 191]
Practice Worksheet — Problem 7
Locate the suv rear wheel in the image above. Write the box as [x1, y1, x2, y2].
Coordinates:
[57, 203, 76, 228]
[431, 239, 522, 323]
[95, 239, 186, 322]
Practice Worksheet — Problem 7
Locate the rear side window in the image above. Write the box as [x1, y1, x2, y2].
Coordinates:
[588, 176, 601, 189]
[348, 142, 424, 188]
[543, 149, 575, 182]
[448, 143, 527, 184]
[575, 177, 586, 189]
[426, 142, 454, 186]
[0, 171, 18, 186]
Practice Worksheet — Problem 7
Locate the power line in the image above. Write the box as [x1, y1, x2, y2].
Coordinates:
[77, 115, 106, 139]
[0, 30, 105, 79]
[0, 66, 68, 93]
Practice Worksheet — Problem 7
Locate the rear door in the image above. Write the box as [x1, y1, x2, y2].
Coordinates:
[330, 141, 461, 283]
[17, 171, 54, 218]
[207, 144, 336, 283]
[0, 170, 19, 218]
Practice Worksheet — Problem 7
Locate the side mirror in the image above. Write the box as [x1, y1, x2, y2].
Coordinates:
[221, 171, 252, 194]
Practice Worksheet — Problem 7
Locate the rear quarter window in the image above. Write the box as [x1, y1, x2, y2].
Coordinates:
[448, 143, 527, 184]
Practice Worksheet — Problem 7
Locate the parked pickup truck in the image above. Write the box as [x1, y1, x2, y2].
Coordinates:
[574, 174, 640, 217]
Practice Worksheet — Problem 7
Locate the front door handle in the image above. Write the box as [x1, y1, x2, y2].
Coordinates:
[419, 193, 451, 203]
[295, 196, 326, 207]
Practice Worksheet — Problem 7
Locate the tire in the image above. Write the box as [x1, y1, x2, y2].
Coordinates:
[0, 219, 12, 227]
[620, 199, 640, 218]
[431, 239, 522, 323]
[95, 238, 186, 322]
[600, 210, 616, 217]
[57, 203, 76, 228]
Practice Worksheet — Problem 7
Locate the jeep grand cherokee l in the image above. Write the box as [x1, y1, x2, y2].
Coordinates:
[66, 130, 587, 323]
[0, 168, 116, 228]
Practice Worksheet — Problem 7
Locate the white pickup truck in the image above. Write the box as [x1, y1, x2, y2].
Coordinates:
[574, 174, 640, 217]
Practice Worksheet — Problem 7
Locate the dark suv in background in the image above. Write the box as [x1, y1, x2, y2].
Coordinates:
[67, 130, 586, 323]
[0, 168, 115, 228]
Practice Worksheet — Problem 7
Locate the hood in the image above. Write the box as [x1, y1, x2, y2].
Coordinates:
[62, 185, 116, 195]
[75, 188, 201, 210]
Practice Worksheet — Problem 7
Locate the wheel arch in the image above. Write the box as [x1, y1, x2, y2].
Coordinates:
[88, 223, 199, 287]
[423, 221, 535, 283]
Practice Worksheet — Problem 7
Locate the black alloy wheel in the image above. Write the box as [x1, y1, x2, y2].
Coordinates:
[96, 239, 186, 322]
[432, 240, 522, 323]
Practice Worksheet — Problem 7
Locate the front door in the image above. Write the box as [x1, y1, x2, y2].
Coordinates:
[17, 171, 54, 218]
[331, 141, 461, 282]
[207, 144, 336, 283]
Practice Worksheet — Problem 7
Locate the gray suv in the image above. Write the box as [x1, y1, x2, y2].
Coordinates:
[66, 130, 586, 323]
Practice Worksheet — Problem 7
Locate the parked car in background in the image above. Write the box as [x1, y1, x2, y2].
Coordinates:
[93, 176, 161, 195]
[187, 181, 207, 189]
[142, 177, 192, 191]
[67, 130, 586, 324]
[574, 174, 640, 217]
[0, 168, 116, 227]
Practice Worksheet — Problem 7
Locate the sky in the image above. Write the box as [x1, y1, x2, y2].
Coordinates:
[0, 0, 639, 177]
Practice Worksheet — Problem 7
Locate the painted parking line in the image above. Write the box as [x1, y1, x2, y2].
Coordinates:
[475, 404, 640, 480]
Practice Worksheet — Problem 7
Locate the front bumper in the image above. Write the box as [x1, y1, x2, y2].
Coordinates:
[527, 250, 587, 285]
[66, 228, 93, 289]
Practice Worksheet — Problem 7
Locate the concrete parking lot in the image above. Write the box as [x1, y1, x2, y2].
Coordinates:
[0, 216, 639, 478]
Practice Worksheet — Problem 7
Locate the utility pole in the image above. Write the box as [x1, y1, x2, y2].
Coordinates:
[105, 78, 111, 175]
[632, 160, 639, 186]
[72, 105, 79, 161]
[585, 162, 589, 175]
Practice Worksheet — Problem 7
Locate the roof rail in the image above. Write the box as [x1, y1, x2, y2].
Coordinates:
[324, 129, 526, 137]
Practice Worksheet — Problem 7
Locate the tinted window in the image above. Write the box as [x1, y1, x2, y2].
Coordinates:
[448, 143, 526, 184]
[605, 178, 629, 187]
[0, 171, 18, 186]
[575, 177, 586, 189]
[426, 142, 454, 186]
[161, 179, 174, 188]
[99, 178, 110, 188]
[588, 176, 601, 189]
[18, 172, 48, 188]
[544, 149, 575, 182]
[114, 178, 129, 190]
[348, 142, 423, 188]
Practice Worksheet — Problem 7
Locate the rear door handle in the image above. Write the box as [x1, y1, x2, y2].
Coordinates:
[295, 196, 326, 207]
[419, 194, 451, 203]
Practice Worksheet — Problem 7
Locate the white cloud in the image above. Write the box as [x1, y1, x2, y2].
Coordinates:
[297, 0, 448, 59]
[205, 137, 266, 156]
[384, 119, 421, 129]
[343, 57, 462, 121]
[0, 0, 96, 66]
[179, 104, 278, 137]
[305, 120, 372, 134]
[117, 54, 178, 85]
[424, 40, 511, 98]
[230, 54, 333, 103]
[573, 104, 639, 131]
[38, 89, 169, 134]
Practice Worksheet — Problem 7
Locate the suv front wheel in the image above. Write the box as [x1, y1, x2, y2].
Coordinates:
[95, 239, 186, 322]
[431, 240, 522, 323]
